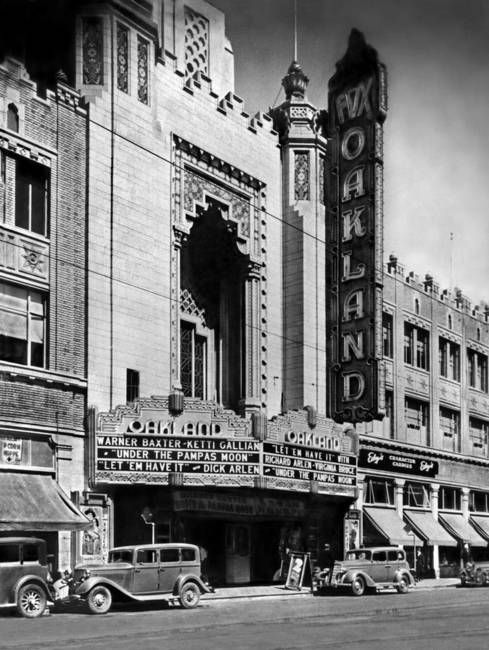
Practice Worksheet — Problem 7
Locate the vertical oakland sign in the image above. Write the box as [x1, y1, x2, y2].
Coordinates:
[326, 30, 387, 423]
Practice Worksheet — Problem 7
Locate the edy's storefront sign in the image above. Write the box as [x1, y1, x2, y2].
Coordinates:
[359, 448, 438, 478]
[93, 403, 357, 490]
[326, 29, 387, 423]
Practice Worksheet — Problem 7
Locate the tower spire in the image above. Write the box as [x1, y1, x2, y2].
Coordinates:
[293, 0, 297, 62]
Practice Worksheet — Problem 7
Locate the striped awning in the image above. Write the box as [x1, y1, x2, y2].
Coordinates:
[403, 510, 457, 547]
[364, 507, 422, 546]
[439, 513, 487, 547]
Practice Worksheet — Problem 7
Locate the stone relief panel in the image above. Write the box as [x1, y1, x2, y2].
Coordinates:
[294, 151, 310, 200]
[404, 367, 430, 397]
[116, 23, 129, 93]
[438, 377, 461, 406]
[82, 17, 104, 85]
[467, 390, 489, 417]
[0, 227, 49, 284]
[184, 6, 209, 79]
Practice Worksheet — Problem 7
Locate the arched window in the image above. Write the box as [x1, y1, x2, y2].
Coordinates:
[414, 298, 420, 315]
[448, 314, 452, 330]
[7, 103, 19, 132]
[477, 327, 481, 342]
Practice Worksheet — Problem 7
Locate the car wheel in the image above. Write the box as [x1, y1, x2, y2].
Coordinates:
[17, 583, 47, 618]
[396, 575, 409, 594]
[351, 576, 366, 597]
[179, 582, 200, 609]
[87, 586, 112, 615]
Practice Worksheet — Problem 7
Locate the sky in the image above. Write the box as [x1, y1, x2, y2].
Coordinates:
[211, 0, 489, 304]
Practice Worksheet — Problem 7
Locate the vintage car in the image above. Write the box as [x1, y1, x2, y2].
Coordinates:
[460, 561, 489, 586]
[0, 537, 53, 618]
[326, 546, 415, 596]
[71, 542, 212, 614]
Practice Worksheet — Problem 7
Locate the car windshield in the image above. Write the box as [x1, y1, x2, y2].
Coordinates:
[108, 550, 133, 563]
[346, 550, 371, 561]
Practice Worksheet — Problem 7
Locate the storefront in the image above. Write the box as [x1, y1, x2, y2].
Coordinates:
[357, 440, 489, 578]
[89, 398, 359, 585]
[0, 432, 90, 573]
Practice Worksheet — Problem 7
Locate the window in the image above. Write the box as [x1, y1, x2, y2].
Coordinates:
[0, 282, 46, 367]
[414, 298, 420, 315]
[468, 349, 488, 392]
[181, 548, 195, 562]
[0, 544, 19, 563]
[15, 157, 49, 236]
[7, 103, 19, 132]
[470, 490, 489, 513]
[382, 313, 393, 358]
[136, 549, 157, 564]
[469, 417, 489, 457]
[372, 550, 386, 562]
[439, 338, 460, 381]
[440, 407, 460, 452]
[364, 478, 395, 505]
[22, 544, 40, 562]
[403, 482, 430, 508]
[126, 368, 140, 403]
[385, 391, 394, 438]
[405, 398, 429, 434]
[404, 323, 429, 370]
[108, 550, 133, 563]
[180, 321, 206, 398]
[439, 486, 461, 511]
[161, 548, 180, 563]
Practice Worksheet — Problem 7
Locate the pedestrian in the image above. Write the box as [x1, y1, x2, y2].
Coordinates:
[415, 549, 425, 582]
[199, 545, 209, 583]
[317, 543, 335, 586]
[462, 543, 472, 567]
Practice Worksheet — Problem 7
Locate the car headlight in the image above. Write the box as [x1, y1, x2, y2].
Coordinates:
[81, 568, 91, 581]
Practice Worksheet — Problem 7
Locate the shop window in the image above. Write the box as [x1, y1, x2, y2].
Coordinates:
[439, 337, 460, 382]
[0, 282, 46, 368]
[468, 348, 488, 392]
[469, 417, 489, 457]
[404, 322, 429, 370]
[7, 103, 19, 132]
[382, 312, 393, 358]
[15, 156, 49, 237]
[439, 486, 461, 511]
[180, 320, 206, 399]
[364, 478, 395, 505]
[126, 368, 140, 403]
[440, 407, 460, 453]
[403, 482, 430, 508]
[469, 490, 489, 513]
[404, 397, 429, 445]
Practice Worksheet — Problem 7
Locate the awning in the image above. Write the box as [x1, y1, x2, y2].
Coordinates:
[364, 507, 422, 546]
[0, 472, 90, 531]
[470, 515, 489, 541]
[403, 510, 457, 547]
[439, 513, 487, 547]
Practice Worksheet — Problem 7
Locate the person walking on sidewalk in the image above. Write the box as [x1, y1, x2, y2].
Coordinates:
[416, 549, 425, 582]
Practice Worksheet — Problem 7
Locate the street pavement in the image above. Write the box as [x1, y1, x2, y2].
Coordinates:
[0, 580, 484, 650]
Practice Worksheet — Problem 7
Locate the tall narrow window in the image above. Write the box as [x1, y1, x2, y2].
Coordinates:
[184, 6, 209, 79]
[126, 368, 140, 403]
[469, 417, 489, 457]
[7, 103, 19, 132]
[0, 282, 46, 367]
[440, 406, 460, 453]
[382, 312, 393, 358]
[439, 337, 460, 381]
[404, 323, 429, 370]
[15, 157, 49, 236]
[180, 321, 206, 398]
[468, 348, 488, 392]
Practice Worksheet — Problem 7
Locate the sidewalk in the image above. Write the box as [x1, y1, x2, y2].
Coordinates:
[202, 578, 459, 601]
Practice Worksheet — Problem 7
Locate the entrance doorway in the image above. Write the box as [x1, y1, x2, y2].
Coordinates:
[225, 523, 251, 584]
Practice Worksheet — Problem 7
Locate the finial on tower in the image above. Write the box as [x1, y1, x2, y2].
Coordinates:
[282, 60, 309, 100]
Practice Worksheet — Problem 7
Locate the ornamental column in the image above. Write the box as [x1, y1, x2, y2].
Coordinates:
[431, 483, 440, 579]
[240, 262, 262, 415]
[394, 478, 405, 518]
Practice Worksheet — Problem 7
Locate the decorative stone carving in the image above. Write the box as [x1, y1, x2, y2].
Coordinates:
[116, 23, 129, 93]
[137, 35, 149, 104]
[294, 151, 309, 200]
[82, 18, 103, 85]
[318, 156, 325, 205]
[184, 6, 209, 79]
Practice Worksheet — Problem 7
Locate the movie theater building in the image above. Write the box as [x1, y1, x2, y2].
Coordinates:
[354, 260, 489, 578]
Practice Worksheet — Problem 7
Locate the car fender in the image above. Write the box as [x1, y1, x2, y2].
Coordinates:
[74, 576, 134, 600]
[172, 573, 211, 596]
[394, 569, 415, 586]
[342, 570, 376, 588]
[12, 575, 52, 604]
